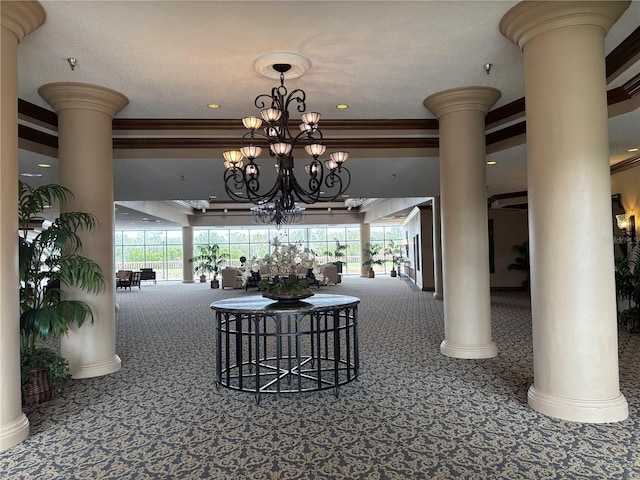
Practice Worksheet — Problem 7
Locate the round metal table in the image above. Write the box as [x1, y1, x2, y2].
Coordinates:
[211, 294, 360, 403]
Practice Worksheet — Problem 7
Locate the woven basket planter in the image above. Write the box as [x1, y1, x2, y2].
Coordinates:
[23, 367, 55, 406]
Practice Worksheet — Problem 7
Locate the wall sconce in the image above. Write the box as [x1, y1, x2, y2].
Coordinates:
[616, 213, 636, 246]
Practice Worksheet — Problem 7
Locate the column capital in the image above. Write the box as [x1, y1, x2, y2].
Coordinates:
[39, 82, 128, 118]
[500, 1, 630, 50]
[423, 86, 501, 119]
[0, 1, 45, 42]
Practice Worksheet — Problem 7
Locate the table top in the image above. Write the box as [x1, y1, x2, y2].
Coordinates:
[211, 293, 360, 314]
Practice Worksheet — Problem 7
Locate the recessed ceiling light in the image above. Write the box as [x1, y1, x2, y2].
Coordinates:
[38, 163, 51, 168]
[207, 103, 221, 109]
[336, 104, 349, 110]
[487, 161, 497, 165]
[628, 147, 639, 152]
[20, 172, 42, 177]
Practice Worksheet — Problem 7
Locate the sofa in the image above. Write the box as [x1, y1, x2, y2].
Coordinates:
[222, 267, 244, 289]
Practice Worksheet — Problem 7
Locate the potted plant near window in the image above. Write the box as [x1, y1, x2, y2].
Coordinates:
[324, 239, 348, 274]
[19, 181, 105, 405]
[384, 240, 402, 278]
[190, 244, 228, 288]
[362, 242, 383, 278]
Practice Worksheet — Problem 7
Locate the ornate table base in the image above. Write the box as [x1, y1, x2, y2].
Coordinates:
[211, 294, 360, 404]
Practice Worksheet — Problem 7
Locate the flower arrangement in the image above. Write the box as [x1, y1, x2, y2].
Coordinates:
[243, 238, 324, 298]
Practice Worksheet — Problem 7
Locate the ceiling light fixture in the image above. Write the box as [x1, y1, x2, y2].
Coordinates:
[222, 54, 351, 227]
[250, 203, 305, 230]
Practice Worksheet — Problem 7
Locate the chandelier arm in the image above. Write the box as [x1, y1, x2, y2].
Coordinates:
[223, 168, 252, 203]
[255, 92, 282, 110]
[283, 88, 307, 115]
[320, 167, 351, 200]
[245, 179, 281, 205]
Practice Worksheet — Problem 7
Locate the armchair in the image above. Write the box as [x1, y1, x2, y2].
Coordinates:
[222, 267, 244, 289]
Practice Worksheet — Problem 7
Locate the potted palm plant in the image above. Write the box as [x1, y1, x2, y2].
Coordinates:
[19, 180, 105, 405]
[362, 242, 384, 278]
[325, 239, 348, 274]
[190, 244, 228, 288]
[384, 240, 402, 277]
[508, 241, 530, 291]
[615, 244, 640, 333]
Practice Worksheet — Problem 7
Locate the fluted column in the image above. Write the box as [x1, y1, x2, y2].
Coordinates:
[0, 0, 45, 451]
[39, 82, 128, 379]
[360, 223, 371, 277]
[182, 226, 194, 283]
[500, 1, 629, 422]
[424, 87, 500, 359]
[432, 196, 444, 300]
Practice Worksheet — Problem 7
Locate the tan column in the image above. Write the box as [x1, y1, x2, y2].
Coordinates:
[432, 196, 443, 300]
[182, 226, 194, 283]
[360, 223, 371, 277]
[0, 0, 45, 451]
[500, 1, 629, 422]
[39, 83, 128, 379]
[424, 87, 500, 359]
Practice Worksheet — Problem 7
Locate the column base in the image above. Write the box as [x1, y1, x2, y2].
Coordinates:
[440, 339, 497, 359]
[433, 292, 443, 300]
[70, 354, 121, 379]
[182, 280, 195, 284]
[0, 413, 29, 451]
[528, 386, 628, 423]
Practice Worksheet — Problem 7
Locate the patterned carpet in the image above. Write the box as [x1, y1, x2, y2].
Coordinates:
[1, 276, 639, 479]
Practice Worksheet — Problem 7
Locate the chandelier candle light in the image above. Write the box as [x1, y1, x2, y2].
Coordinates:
[222, 55, 351, 226]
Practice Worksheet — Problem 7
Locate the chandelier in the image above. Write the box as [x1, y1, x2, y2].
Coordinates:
[222, 59, 351, 223]
[250, 203, 305, 229]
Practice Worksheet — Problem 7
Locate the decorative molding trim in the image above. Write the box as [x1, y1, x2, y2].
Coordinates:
[606, 26, 640, 79]
[18, 99, 57, 127]
[486, 122, 526, 146]
[112, 136, 439, 150]
[18, 124, 58, 149]
[611, 155, 640, 174]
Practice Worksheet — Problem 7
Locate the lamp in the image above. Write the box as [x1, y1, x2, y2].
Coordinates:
[616, 213, 636, 246]
[223, 60, 351, 219]
[250, 202, 305, 230]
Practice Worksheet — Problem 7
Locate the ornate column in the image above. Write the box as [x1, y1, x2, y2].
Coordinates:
[500, 1, 629, 422]
[360, 223, 371, 277]
[424, 86, 500, 359]
[432, 196, 444, 300]
[182, 226, 194, 283]
[39, 82, 128, 379]
[0, 0, 45, 450]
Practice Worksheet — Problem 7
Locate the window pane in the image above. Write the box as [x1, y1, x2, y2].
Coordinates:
[145, 231, 166, 245]
[250, 229, 269, 243]
[166, 230, 182, 244]
[309, 228, 326, 242]
[194, 230, 209, 245]
[370, 227, 385, 241]
[230, 229, 249, 243]
[122, 231, 144, 244]
[209, 230, 229, 244]
[287, 229, 304, 242]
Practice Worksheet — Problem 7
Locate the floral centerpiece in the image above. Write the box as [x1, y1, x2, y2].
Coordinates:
[243, 238, 324, 301]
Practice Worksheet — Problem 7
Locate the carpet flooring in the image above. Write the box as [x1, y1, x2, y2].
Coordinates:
[1, 276, 639, 479]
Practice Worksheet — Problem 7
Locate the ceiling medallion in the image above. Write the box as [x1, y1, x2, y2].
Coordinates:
[222, 53, 351, 227]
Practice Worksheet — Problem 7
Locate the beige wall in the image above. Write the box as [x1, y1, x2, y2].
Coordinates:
[404, 205, 529, 290]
